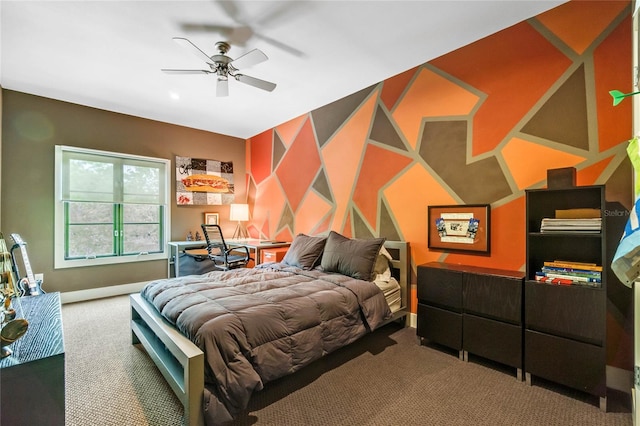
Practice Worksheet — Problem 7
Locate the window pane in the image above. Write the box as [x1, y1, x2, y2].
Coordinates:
[68, 159, 114, 202]
[56, 146, 169, 268]
[123, 224, 161, 253]
[124, 165, 161, 204]
[68, 202, 113, 223]
[68, 224, 114, 257]
[123, 204, 159, 223]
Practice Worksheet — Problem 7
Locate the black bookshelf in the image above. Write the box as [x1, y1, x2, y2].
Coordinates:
[524, 185, 607, 411]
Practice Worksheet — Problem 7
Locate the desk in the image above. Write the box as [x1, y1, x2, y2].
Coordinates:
[168, 240, 208, 278]
[0, 292, 65, 426]
[168, 239, 291, 278]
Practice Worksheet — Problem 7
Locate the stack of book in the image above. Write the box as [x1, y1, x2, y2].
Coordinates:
[535, 260, 602, 287]
[540, 217, 602, 233]
[540, 207, 602, 233]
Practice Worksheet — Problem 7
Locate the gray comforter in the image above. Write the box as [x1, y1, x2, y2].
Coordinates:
[141, 263, 391, 424]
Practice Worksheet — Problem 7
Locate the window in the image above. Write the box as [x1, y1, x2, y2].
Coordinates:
[54, 146, 171, 268]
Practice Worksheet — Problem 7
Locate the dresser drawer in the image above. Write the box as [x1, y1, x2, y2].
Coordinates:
[417, 303, 462, 350]
[463, 273, 523, 324]
[463, 314, 522, 368]
[417, 264, 463, 311]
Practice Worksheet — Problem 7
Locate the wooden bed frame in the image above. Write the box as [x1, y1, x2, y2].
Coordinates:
[130, 240, 410, 426]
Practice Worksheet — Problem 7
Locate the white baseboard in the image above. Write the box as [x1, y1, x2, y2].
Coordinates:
[60, 281, 149, 304]
[608, 365, 634, 394]
[409, 312, 417, 328]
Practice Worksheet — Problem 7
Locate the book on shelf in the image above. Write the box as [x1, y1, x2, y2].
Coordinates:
[536, 271, 601, 283]
[535, 272, 602, 287]
[534, 275, 573, 285]
[543, 260, 603, 271]
[539, 217, 601, 233]
[554, 208, 601, 219]
[541, 266, 602, 278]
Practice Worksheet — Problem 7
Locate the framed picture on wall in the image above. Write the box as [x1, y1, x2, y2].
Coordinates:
[428, 204, 490, 254]
[204, 212, 219, 225]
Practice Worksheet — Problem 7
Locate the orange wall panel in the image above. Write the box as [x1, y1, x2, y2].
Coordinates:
[246, 2, 632, 338]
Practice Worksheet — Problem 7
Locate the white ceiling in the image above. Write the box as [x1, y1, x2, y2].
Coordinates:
[0, 1, 566, 139]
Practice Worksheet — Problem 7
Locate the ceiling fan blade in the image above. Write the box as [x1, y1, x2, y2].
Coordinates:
[230, 49, 268, 70]
[235, 74, 276, 92]
[217, 0, 243, 23]
[180, 23, 233, 33]
[254, 33, 305, 58]
[161, 69, 212, 75]
[172, 37, 212, 64]
[217, 78, 229, 97]
[179, 23, 253, 47]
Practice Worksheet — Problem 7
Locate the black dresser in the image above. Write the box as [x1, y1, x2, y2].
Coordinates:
[417, 262, 524, 379]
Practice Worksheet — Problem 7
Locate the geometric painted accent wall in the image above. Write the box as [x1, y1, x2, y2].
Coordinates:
[247, 2, 633, 369]
[0, 1, 631, 372]
[249, 0, 632, 269]
[247, 1, 633, 370]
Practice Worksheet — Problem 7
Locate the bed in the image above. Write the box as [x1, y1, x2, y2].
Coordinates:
[130, 232, 410, 426]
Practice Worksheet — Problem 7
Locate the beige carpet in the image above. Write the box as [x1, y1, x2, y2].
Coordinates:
[63, 295, 633, 425]
[63, 295, 183, 426]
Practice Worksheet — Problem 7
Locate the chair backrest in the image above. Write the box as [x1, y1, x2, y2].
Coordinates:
[201, 224, 251, 270]
[201, 224, 228, 256]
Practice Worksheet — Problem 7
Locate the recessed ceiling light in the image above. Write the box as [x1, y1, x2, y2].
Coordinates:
[169, 91, 180, 101]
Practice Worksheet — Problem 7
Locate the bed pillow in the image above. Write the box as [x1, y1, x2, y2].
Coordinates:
[281, 234, 327, 269]
[320, 231, 385, 280]
[373, 245, 393, 276]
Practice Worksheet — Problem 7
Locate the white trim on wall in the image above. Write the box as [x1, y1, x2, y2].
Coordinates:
[60, 281, 148, 304]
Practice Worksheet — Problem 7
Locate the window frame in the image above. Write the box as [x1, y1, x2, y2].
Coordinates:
[54, 145, 171, 269]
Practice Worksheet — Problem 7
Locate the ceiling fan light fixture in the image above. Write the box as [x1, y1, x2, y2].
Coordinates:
[217, 78, 229, 97]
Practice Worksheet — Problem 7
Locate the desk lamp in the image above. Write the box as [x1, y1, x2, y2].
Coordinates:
[230, 203, 250, 240]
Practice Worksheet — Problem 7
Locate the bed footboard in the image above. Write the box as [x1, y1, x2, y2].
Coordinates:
[130, 293, 205, 426]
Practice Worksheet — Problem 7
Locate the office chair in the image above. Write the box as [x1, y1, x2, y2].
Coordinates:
[201, 224, 252, 270]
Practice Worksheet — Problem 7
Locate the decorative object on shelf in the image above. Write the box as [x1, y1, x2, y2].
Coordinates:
[230, 203, 250, 240]
[195, 232, 202, 241]
[0, 295, 28, 359]
[546, 167, 576, 189]
[0, 233, 18, 299]
[2, 296, 15, 320]
[186, 231, 193, 241]
[204, 212, 219, 225]
[0, 317, 28, 358]
[175, 156, 234, 206]
[10, 234, 43, 296]
[609, 89, 640, 106]
[427, 204, 490, 253]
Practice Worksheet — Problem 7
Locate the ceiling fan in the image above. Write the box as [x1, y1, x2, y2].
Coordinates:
[162, 37, 276, 97]
[179, 0, 305, 57]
